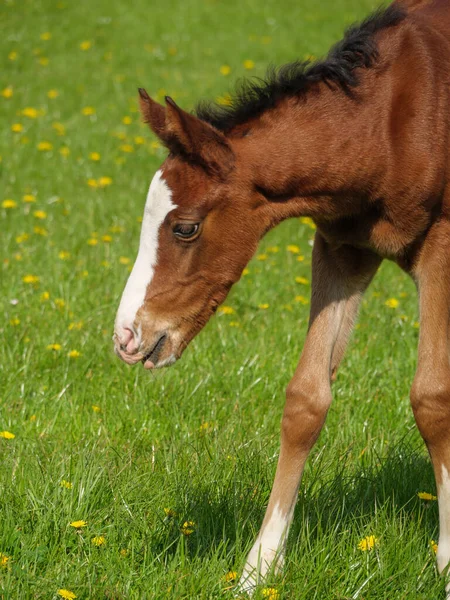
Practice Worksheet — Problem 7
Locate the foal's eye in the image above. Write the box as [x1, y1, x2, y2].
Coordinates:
[173, 223, 200, 241]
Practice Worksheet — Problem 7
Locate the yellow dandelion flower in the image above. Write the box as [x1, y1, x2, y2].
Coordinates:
[52, 122, 66, 135]
[119, 256, 130, 265]
[47, 89, 59, 99]
[413, 321, 420, 328]
[150, 140, 161, 150]
[58, 251, 70, 260]
[34, 226, 48, 236]
[60, 480, 73, 489]
[9, 318, 20, 326]
[57, 589, 77, 599]
[243, 59, 255, 70]
[98, 176, 112, 187]
[119, 144, 134, 153]
[418, 492, 437, 501]
[101, 234, 112, 243]
[23, 274, 40, 284]
[68, 350, 81, 359]
[109, 225, 124, 233]
[41, 291, 50, 301]
[39, 57, 49, 66]
[60, 147, 70, 157]
[120, 548, 128, 557]
[297, 255, 305, 262]
[242, 268, 250, 276]
[223, 571, 237, 583]
[295, 276, 309, 285]
[0, 553, 10, 567]
[2, 199, 17, 208]
[220, 65, 231, 76]
[11, 123, 23, 133]
[267, 246, 279, 253]
[164, 507, 177, 517]
[22, 107, 39, 118]
[430, 539, 438, 554]
[40, 32, 51, 40]
[80, 40, 92, 50]
[47, 343, 62, 351]
[216, 93, 232, 106]
[300, 216, 316, 229]
[92, 536, 106, 546]
[122, 116, 132, 125]
[257, 254, 268, 261]
[82, 106, 95, 116]
[134, 136, 145, 145]
[23, 194, 36, 203]
[262, 588, 280, 600]
[69, 520, 87, 528]
[218, 306, 235, 315]
[358, 535, 377, 551]
[33, 210, 47, 219]
[8, 51, 18, 61]
[89, 152, 100, 161]
[87, 179, 98, 188]
[1, 86, 13, 98]
[229, 321, 241, 327]
[287, 244, 300, 254]
[180, 521, 195, 535]
[37, 141, 52, 151]
[295, 295, 309, 305]
[16, 232, 30, 243]
[91, 405, 101, 412]
[258, 303, 269, 309]
[55, 298, 65, 309]
[87, 238, 98, 246]
[0, 431, 15, 439]
[14, 253, 22, 261]
[385, 298, 399, 309]
[68, 321, 83, 330]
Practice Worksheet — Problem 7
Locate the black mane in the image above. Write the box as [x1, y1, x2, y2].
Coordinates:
[195, 5, 406, 132]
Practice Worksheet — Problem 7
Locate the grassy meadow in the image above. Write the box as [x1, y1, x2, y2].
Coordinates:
[0, 0, 446, 597]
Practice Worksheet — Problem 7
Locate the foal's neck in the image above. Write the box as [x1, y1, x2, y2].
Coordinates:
[240, 82, 388, 224]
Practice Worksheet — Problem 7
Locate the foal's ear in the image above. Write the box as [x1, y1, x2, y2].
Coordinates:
[164, 96, 234, 178]
[138, 88, 166, 138]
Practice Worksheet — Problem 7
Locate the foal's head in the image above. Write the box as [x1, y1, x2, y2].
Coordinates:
[114, 90, 273, 369]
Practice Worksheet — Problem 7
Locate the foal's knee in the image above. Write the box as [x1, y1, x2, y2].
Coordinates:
[282, 379, 332, 448]
[410, 369, 450, 444]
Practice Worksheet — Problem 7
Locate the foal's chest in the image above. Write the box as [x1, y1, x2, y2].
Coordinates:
[314, 204, 430, 261]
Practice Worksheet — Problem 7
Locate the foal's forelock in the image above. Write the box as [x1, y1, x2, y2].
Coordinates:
[115, 170, 175, 339]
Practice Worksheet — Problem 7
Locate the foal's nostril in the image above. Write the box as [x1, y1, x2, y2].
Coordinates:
[122, 328, 133, 346]
[120, 327, 138, 354]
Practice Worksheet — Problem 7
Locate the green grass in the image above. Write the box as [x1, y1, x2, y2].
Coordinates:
[0, 0, 446, 598]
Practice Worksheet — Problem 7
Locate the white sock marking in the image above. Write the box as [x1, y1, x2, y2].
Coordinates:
[438, 465, 450, 575]
[239, 502, 289, 592]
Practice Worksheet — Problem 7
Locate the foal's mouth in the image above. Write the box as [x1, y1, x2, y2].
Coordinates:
[142, 333, 167, 368]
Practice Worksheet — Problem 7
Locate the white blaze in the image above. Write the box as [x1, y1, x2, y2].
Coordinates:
[115, 170, 175, 338]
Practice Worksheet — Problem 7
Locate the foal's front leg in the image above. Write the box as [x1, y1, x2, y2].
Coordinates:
[238, 237, 380, 592]
[409, 221, 450, 591]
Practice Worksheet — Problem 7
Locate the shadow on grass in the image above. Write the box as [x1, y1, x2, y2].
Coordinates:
[148, 435, 438, 563]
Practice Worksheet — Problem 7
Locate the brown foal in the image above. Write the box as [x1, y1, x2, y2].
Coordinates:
[114, 0, 450, 592]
